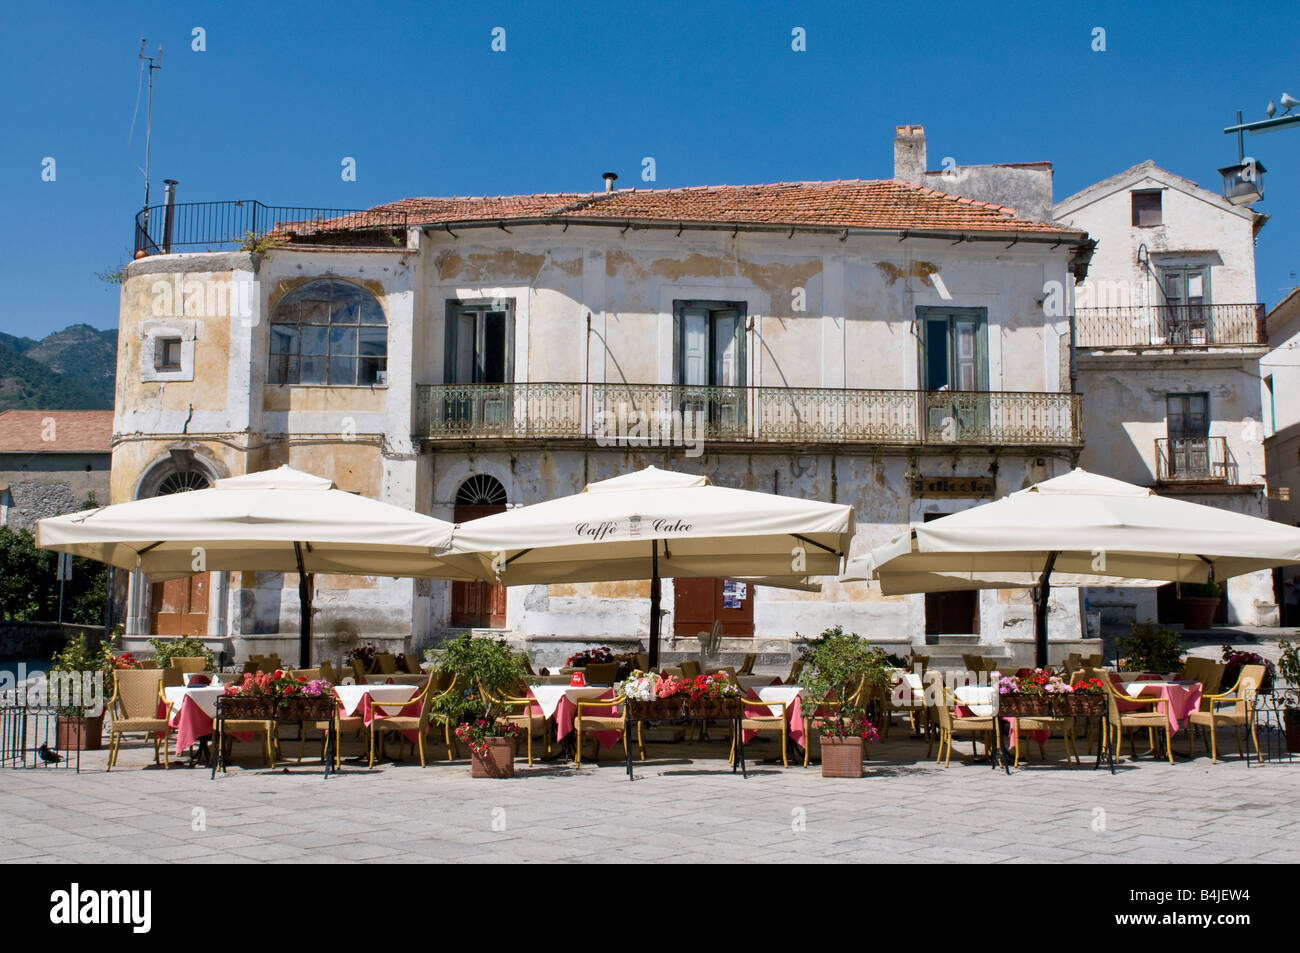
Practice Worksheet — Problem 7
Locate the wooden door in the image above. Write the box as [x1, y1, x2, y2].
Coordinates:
[922, 512, 978, 635]
[673, 577, 754, 638]
[451, 503, 507, 627]
[149, 574, 209, 636]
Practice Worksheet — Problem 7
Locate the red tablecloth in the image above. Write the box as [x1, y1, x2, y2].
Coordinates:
[1109, 672, 1163, 712]
[954, 704, 1049, 750]
[555, 688, 620, 746]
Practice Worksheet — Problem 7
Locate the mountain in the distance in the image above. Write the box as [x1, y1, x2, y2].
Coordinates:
[0, 324, 117, 410]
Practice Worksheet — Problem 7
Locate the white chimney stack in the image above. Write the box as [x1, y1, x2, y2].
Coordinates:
[894, 125, 926, 184]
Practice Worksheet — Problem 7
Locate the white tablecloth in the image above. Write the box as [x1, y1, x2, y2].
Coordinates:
[357, 673, 427, 686]
[1124, 680, 1198, 698]
[334, 683, 417, 716]
[753, 685, 803, 716]
[953, 684, 996, 717]
[163, 685, 226, 718]
[736, 674, 780, 692]
[527, 685, 610, 719]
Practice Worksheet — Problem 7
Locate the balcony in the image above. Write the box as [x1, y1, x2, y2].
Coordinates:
[414, 382, 1083, 449]
[1155, 436, 1235, 484]
[1075, 304, 1265, 349]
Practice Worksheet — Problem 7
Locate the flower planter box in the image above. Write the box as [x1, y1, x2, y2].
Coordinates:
[56, 713, 104, 751]
[216, 696, 335, 721]
[996, 695, 1052, 717]
[819, 736, 863, 778]
[685, 696, 744, 719]
[1050, 694, 1107, 717]
[470, 737, 516, 778]
[627, 696, 744, 721]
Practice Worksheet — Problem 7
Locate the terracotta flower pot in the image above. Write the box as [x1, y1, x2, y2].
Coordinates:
[1178, 596, 1220, 630]
[819, 735, 863, 778]
[1285, 710, 1300, 754]
[470, 737, 516, 778]
[56, 713, 104, 751]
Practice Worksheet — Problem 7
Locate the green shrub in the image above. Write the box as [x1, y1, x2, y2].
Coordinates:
[427, 633, 532, 722]
[1119, 621, 1184, 673]
[147, 634, 214, 671]
[796, 625, 893, 719]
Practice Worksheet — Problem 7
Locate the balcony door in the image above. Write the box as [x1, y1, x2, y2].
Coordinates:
[1167, 393, 1210, 479]
[673, 300, 746, 435]
[1158, 267, 1210, 343]
[920, 307, 988, 440]
[444, 300, 515, 432]
[673, 578, 755, 638]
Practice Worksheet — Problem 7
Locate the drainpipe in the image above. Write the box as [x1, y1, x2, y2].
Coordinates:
[162, 179, 179, 254]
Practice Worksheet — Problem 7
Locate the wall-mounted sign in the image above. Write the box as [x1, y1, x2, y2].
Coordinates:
[1268, 486, 1291, 501]
[912, 476, 994, 498]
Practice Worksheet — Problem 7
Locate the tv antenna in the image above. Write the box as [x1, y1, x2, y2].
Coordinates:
[138, 38, 162, 210]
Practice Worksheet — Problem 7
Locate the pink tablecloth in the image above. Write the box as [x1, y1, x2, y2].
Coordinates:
[351, 693, 422, 744]
[1125, 681, 1203, 735]
[953, 705, 1049, 750]
[555, 688, 620, 747]
[169, 696, 252, 756]
[1109, 672, 1163, 712]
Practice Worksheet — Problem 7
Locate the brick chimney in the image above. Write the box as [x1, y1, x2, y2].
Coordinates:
[894, 124, 926, 184]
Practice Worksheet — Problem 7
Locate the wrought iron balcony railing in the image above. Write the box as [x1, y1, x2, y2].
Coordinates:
[414, 382, 1083, 448]
[1075, 303, 1265, 348]
[1154, 436, 1235, 484]
[133, 200, 409, 255]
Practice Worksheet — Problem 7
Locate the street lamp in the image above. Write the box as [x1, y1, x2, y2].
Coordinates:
[1218, 158, 1266, 206]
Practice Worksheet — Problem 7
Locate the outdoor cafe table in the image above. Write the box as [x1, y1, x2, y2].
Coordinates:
[1118, 679, 1203, 736]
[624, 695, 748, 780]
[355, 673, 427, 686]
[743, 685, 806, 747]
[164, 684, 229, 759]
[736, 674, 781, 692]
[953, 684, 1115, 775]
[527, 684, 615, 743]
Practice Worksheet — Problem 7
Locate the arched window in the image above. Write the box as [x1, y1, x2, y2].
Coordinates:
[269, 279, 387, 386]
[455, 474, 508, 507]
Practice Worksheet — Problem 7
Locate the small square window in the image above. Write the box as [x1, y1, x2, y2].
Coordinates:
[1132, 190, 1162, 227]
[154, 336, 182, 371]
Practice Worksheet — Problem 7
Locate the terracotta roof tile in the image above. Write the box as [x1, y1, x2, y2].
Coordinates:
[315, 179, 1083, 238]
[0, 410, 113, 454]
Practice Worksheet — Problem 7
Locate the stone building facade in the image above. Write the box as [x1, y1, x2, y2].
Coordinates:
[0, 410, 112, 532]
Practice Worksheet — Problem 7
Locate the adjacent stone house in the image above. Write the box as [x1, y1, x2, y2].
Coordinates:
[0, 410, 112, 531]
[1054, 161, 1274, 627]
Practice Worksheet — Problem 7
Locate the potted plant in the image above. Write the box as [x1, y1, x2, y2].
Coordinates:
[431, 634, 534, 761]
[1118, 621, 1184, 673]
[1177, 580, 1223, 629]
[146, 634, 215, 672]
[995, 671, 1053, 716]
[1050, 675, 1108, 717]
[48, 633, 136, 751]
[1277, 640, 1300, 753]
[1220, 645, 1276, 694]
[815, 716, 879, 778]
[456, 719, 523, 778]
[797, 626, 892, 777]
[346, 642, 380, 673]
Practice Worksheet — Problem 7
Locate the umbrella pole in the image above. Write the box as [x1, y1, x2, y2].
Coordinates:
[294, 542, 313, 668]
[1034, 552, 1059, 668]
[649, 540, 661, 669]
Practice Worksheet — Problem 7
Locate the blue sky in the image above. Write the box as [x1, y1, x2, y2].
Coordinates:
[1, 0, 1296, 338]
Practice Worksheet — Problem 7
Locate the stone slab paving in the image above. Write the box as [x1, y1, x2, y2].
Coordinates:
[1, 731, 1296, 863]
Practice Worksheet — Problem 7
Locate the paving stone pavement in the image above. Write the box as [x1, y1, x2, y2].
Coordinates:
[1, 730, 1295, 863]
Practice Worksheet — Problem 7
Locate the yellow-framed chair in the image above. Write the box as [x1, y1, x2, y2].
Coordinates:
[1100, 673, 1173, 764]
[574, 694, 629, 765]
[479, 678, 553, 766]
[106, 668, 173, 771]
[368, 674, 459, 768]
[928, 680, 997, 767]
[1188, 663, 1263, 763]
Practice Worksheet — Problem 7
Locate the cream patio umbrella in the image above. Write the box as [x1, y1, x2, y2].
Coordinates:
[447, 466, 855, 666]
[37, 466, 483, 666]
[843, 468, 1300, 667]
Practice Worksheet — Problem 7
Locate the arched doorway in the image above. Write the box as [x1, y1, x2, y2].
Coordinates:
[138, 454, 215, 636]
[451, 475, 508, 628]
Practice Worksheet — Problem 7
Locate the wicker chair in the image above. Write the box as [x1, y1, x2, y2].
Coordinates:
[925, 673, 996, 767]
[479, 678, 553, 766]
[574, 694, 628, 765]
[106, 669, 172, 771]
[350, 660, 368, 683]
[635, 653, 650, 670]
[368, 674, 459, 768]
[403, 654, 423, 675]
[730, 693, 788, 767]
[785, 659, 804, 685]
[373, 653, 399, 675]
[1188, 664, 1263, 763]
[171, 657, 209, 676]
[161, 666, 183, 689]
[287, 668, 322, 681]
[584, 662, 619, 686]
[1196, 662, 1226, 711]
[1101, 673, 1173, 763]
[678, 660, 702, 679]
[319, 660, 338, 684]
[737, 653, 757, 676]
